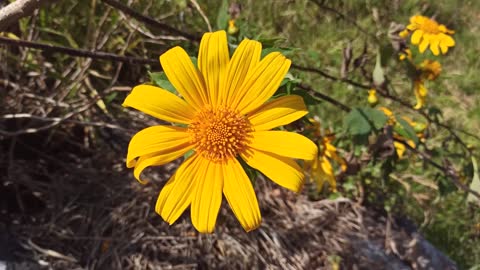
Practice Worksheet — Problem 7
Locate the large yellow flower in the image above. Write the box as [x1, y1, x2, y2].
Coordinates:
[123, 31, 317, 233]
[406, 15, 455, 55]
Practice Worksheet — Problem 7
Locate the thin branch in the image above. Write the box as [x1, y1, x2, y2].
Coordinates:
[292, 62, 476, 149]
[190, 0, 212, 32]
[0, 0, 59, 32]
[101, 0, 200, 42]
[299, 81, 479, 199]
[292, 63, 370, 89]
[297, 83, 351, 112]
[0, 36, 160, 66]
[309, 0, 379, 42]
[402, 140, 480, 200]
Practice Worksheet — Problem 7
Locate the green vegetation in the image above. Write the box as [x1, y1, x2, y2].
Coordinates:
[2, 0, 479, 268]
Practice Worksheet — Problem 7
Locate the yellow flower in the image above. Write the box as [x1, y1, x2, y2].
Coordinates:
[378, 107, 396, 125]
[399, 48, 412, 61]
[419, 59, 441, 81]
[367, 89, 378, 106]
[307, 119, 346, 192]
[227, 19, 239, 35]
[393, 140, 415, 158]
[123, 31, 317, 233]
[413, 79, 428, 109]
[377, 108, 426, 158]
[406, 15, 455, 55]
[399, 29, 410, 39]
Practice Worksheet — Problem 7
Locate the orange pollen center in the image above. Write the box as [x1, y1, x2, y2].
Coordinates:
[421, 19, 440, 34]
[188, 106, 252, 162]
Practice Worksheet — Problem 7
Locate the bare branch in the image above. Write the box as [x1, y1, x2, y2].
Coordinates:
[0, 36, 160, 66]
[101, 0, 200, 42]
[0, 0, 58, 32]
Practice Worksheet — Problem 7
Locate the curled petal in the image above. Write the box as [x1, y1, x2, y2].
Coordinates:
[123, 85, 195, 124]
[249, 131, 318, 161]
[248, 95, 307, 131]
[241, 149, 304, 193]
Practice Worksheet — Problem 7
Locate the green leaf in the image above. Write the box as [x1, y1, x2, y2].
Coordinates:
[373, 49, 385, 87]
[344, 107, 387, 136]
[149, 71, 176, 94]
[183, 149, 194, 160]
[190, 56, 198, 68]
[260, 47, 294, 58]
[344, 108, 372, 136]
[365, 107, 388, 130]
[216, 0, 229, 30]
[104, 92, 118, 104]
[257, 37, 286, 48]
[395, 117, 419, 145]
[292, 90, 318, 106]
[467, 157, 480, 203]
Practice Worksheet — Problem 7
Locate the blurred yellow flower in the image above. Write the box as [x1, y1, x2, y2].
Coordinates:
[378, 107, 396, 125]
[419, 59, 442, 81]
[367, 89, 378, 106]
[413, 80, 427, 109]
[406, 15, 455, 55]
[399, 29, 410, 39]
[399, 48, 412, 61]
[412, 60, 440, 109]
[308, 118, 346, 192]
[227, 19, 239, 35]
[377, 108, 427, 158]
[123, 31, 317, 233]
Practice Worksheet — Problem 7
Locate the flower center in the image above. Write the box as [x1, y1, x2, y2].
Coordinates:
[421, 19, 440, 34]
[188, 106, 252, 162]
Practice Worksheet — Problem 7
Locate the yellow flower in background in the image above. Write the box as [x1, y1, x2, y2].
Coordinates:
[377, 108, 427, 158]
[413, 80, 428, 109]
[227, 19, 239, 35]
[399, 29, 410, 39]
[406, 15, 455, 55]
[399, 48, 412, 61]
[123, 31, 317, 233]
[367, 89, 378, 106]
[412, 60, 440, 109]
[378, 107, 396, 125]
[419, 59, 441, 81]
[308, 118, 346, 192]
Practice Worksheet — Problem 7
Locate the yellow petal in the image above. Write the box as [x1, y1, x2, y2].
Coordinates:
[411, 29, 423, 45]
[223, 158, 261, 231]
[190, 157, 223, 233]
[414, 81, 427, 109]
[418, 37, 429, 53]
[123, 85, 195, 124]
[247, 95, 307, 131]
[394, 141, 406, 158]
[160, 46, 208, 110]
[223, 39, 262, 105]
[155, 154, 200, 224]
[440, 34, 455, 47]
[315, 156, 336, 191]
[430, 38, 440, 56]
[439, 43, 449, 54]
[248, 131, 317, 161]
[132, 144, 194, 184]
[127, 125, 191, 168]
[198, 31, 229, 107]
[241, 149, 304, 192]
[233, 52, 291, 115]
